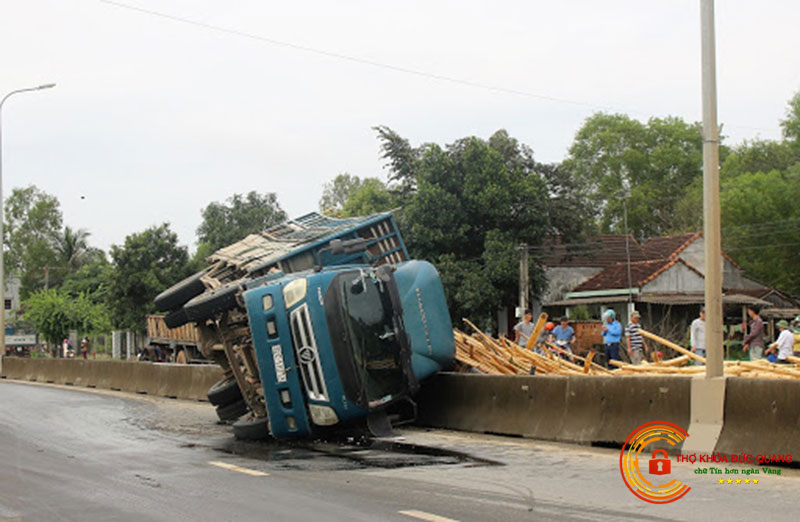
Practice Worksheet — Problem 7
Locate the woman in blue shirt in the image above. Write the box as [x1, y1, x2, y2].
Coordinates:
[601, 309, 623, 367]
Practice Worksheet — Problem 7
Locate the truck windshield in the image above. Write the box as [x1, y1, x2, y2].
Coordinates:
[325, 269, 408, 409]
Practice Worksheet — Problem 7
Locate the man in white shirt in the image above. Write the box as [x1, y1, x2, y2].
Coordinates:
[766, 320, 794, 364]
[690, 307, 706, 358]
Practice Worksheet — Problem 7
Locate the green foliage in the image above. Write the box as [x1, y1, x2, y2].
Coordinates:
[319, 173, 364, 212]
[3, 185, 63, 296]
[341, 178, 395, 217]
[782, 90, 800, 146]
[22, 289, 111, 345]
[376, 128, 565, 324]
[108, 224, 191, 330]
[570, 305, 591, 320]
[60, 260, 112, 306]
[722, 139, 796, 180]
[197, 191, 286, 252]
[721, 166, 800, 294]
[54, 226, 93, 271]
[563, 113, 704, 239]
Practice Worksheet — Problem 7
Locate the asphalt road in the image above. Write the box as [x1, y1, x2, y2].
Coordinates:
[1, 381, 799, 522]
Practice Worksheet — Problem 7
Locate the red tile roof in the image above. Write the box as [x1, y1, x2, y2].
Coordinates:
[641, 232, 701, 259]
[542, 235, 648, 268]
[571, 257, 704, 292]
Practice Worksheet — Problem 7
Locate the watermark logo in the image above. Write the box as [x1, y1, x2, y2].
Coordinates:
[619, 421, 691, 504]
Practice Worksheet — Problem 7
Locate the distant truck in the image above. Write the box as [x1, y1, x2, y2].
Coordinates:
[4, 334, 38, 357]
[142, 315, 205, 363]
[154, 212, 455, 439]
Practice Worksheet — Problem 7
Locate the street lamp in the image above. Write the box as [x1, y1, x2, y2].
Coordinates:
[0, 83, 56, 353]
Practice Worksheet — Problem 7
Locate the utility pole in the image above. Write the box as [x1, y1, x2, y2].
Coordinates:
[623, 197, 633, 316]
[701, 0, 723, 378]
[519, 244, 529, 317]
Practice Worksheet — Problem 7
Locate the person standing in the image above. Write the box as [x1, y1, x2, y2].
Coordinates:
[766, 320, 794, 364]
[601, 309, 623, 367]
[742, 306, 765, 360]
[691, 307, 706, 358]
[625, 311, 649, 365]
[552, 316, 576, 360]
[80, 336, 90, 360]
[514, 310, 535, 347]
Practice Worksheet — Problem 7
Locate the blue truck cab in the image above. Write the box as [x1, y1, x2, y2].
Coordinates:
[242, 260, 454, 439]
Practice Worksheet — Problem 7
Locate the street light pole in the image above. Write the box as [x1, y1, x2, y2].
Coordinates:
[0, 83, 56, 353]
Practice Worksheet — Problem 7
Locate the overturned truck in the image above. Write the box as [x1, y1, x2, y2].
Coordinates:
[154, 212, 454, 439]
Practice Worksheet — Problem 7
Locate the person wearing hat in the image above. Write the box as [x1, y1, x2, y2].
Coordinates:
[690, 307, 706, 359]
[625, 310, 649, 365]
[601, 309, 622, 367]
[766, 319, 794, 364]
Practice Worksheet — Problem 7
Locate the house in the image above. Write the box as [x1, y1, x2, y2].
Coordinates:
[539, 232, 796, 336]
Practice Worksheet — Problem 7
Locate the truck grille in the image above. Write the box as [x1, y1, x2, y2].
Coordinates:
[289, 304, 329, 401]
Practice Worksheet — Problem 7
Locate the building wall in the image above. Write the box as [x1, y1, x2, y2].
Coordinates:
[679, 239, 765, 290]
[5, 276, 21, 313]
[642, 263, 705, 294]
[541, 267, 603, 304]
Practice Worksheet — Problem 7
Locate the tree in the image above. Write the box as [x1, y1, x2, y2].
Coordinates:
[23, 289, 111, 346]
[197, 191, 286, 252]
[108, 224, 191, 330]
[340, 178, 395, 217]
[376, 128, 554, 325]
[563, 113, 705, 239]
[319, 173, 364, 212]
[781, 90, 800, 146]
[54, 226, 92, 272]
[721, 166, 800, 294]
[3, 185, 63, 296]
[60, 259, 112, 306]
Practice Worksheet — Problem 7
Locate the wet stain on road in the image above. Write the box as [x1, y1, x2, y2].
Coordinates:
[204, 437, 501, 472]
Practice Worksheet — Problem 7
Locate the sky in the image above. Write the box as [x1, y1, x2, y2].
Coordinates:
[1, 0, 799, 254]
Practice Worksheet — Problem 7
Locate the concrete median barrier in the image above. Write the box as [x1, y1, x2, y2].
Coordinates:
[416, 373, 691, 446]
[715, 378, 800, 458]
[0, 357, 222, 402]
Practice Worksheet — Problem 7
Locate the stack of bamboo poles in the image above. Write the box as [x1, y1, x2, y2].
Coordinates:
[454, 318, 800, 379]
[455, 319, 611, 376]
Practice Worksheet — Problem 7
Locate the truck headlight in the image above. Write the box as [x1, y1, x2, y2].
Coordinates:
[308, 404, 339, 426]
[282, 278, 307, 309]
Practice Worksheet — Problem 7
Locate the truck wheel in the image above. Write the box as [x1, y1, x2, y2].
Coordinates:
[185, 283, 240, 322]
[207, 377, 243, 406]
[163, 308, 190, 329]
[233, 416, 270, 441]
[154, 269, 208, 312]
[216, 399, 248, 421]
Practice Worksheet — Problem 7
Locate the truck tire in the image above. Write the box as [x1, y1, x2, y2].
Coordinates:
[233, 416, 270, 441]
[163, 308, 190, 329]
[184, 283, 240, 322]
[216, 399, 248, 422]
[207, 377, 243, 407]
[154, 269, 208, 312]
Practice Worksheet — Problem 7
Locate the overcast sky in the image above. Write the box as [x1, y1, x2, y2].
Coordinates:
[2, 0, 799, 253]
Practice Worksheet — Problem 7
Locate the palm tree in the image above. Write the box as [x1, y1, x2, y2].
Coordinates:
[55, 226, 91, 272]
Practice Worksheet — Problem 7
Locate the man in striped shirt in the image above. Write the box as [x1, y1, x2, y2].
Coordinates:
[625, 311, 649, 365]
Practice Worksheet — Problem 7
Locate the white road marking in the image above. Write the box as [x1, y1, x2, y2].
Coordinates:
[398, 509, 459, 522]
[208, 460, 269, 476]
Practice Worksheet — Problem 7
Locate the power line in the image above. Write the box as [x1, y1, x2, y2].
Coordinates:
[99, 0, 779, 134]
[99, 1, 605, 110]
